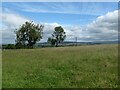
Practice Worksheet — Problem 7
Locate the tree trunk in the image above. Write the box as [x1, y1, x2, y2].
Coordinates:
[28, 41, 33, 48]
[56, 42, 58, 47]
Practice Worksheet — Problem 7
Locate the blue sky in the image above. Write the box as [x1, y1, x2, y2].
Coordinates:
[1, 2, 118, 44]
[2, 2, 118, 25]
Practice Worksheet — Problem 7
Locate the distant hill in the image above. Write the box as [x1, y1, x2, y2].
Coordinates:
[35, 40, 118, 47]
[91, 41, 118, 44]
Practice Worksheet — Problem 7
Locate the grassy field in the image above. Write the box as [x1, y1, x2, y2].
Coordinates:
[2, 44, 118, 88]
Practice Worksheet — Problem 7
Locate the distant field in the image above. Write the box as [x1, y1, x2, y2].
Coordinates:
[2, 44, 118, 88]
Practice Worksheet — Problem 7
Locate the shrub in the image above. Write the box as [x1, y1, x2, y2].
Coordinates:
[5, 44, 15, 49]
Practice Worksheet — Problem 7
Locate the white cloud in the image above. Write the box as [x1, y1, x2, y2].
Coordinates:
[1, 13, 28, 26]
[84, 10, 118, 41]
[0, 9, 118, 44]
[0, 12, 29, 44]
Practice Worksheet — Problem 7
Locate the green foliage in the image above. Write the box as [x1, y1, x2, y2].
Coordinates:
[15, 21, 44, 48]
[2, 44, 118, 88]
[47, 37, 56, 46]
[48, 26, 66, 47]
[5, 44, 15, 49]
[15, 43, 25, 49]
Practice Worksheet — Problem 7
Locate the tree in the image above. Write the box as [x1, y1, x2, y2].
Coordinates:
[15, 21, 44, 48]
[48, 26, 66, 47]
[5, 44, 15, 49]
[15, 42, 25, 49]
[47, 37, 56, 46]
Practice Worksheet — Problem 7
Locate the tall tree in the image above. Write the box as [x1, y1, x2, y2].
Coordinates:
[15, 21, 44, 48]
[48, 26, 66, 47]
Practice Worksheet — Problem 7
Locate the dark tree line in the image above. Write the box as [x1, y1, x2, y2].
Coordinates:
[15, 21, 66, 49]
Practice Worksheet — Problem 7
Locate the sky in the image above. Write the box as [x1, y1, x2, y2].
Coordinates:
[0, 2, 118, 44]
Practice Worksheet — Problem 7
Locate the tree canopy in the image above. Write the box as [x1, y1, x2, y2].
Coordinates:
[48, 26, 66, 47]
[15, 21, 44, 48]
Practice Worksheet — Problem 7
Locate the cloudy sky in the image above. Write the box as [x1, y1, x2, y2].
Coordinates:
[0, 2, 118, 44]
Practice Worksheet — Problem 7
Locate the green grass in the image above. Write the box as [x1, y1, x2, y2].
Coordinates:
[2, 44, 118, 88]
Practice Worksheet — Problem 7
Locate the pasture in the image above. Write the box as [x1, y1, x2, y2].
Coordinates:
[2, 44, 118, 88]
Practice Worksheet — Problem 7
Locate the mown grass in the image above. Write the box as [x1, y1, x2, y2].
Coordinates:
[2, 44, 118, 88]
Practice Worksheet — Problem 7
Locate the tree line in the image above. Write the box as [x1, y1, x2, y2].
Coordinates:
[4, 21, 66, 49]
